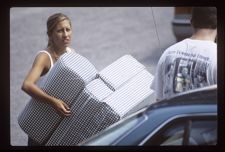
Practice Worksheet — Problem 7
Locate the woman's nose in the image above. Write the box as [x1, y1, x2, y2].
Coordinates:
[63, 30, 69, 37]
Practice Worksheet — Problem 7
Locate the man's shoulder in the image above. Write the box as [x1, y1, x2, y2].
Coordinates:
[165, 39, 188, 52]
[172, 39, 189, 46]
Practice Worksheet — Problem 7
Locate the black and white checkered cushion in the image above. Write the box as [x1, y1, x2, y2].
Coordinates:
[98, 55, 145, 91]
[46, 55, 154, 146]
[46, 78, 117, 146]
[102, 69, 154, 118]
[18, 52, 97, 144]
[18, 53, 154, 146]
[98, 55, 154, 117]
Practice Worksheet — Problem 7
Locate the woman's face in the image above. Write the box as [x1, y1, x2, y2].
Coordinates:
[51, 19, 72, 49]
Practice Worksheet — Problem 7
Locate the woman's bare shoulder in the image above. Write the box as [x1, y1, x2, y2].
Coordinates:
[33, 51, 51, 67]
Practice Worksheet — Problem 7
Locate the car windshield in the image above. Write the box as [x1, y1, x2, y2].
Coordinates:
[81, 114, 145, 146]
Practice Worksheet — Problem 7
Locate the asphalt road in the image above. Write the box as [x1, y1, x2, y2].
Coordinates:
[10, 7, 176, 146]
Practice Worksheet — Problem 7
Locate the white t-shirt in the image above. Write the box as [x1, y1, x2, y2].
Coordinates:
[151, 38, 217, 101]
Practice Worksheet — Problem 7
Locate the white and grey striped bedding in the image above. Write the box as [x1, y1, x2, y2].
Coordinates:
[18, 52, 154, 145]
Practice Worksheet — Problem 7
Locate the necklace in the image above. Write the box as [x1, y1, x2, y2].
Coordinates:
[53, 50, 66, 61]
[52, 51, 60, 61]
[54, 54, 59, 61]
[48, 47, 66, 61]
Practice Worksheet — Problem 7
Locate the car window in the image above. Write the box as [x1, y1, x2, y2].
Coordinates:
[153, 120, 186, 146]
[80, 115, 145, 146]
[160, 125, 185, 145]
[189, 120, 217, 145]
[144, 116, 217, 146]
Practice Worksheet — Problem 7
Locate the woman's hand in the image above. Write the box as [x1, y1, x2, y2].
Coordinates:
[51, 98, 72, 117]
[21, 52, 72, 117]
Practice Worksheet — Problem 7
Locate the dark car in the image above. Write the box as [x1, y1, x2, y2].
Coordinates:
[172, 7, 193, 42]
[79, 85, 217, 146]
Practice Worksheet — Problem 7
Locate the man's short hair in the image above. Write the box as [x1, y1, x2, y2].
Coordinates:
[191, 7, 217, 29]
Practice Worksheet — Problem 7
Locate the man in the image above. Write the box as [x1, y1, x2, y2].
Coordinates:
[151, 7, 217, 101]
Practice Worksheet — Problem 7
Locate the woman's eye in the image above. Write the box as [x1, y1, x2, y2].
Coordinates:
[57, 28, 70, 33]
[57, 29, 63, 33]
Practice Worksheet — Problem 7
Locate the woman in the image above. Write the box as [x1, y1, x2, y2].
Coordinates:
[21, 13, 74, 146]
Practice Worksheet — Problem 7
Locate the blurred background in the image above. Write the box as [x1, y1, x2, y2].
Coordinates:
[10, 7, 183, 146]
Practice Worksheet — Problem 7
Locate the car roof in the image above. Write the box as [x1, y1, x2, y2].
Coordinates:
[148, 84, 217, 110]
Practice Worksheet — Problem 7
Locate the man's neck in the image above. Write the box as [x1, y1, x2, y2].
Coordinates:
[190, 28, 217, 42]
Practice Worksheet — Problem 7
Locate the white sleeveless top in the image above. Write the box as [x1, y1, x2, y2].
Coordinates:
[37, 47, 74, 71]
[35, 47, 74, 86]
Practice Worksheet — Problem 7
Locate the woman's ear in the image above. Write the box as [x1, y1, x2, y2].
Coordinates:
[47, 35, 53, 47]
[47, 31, 50, 37]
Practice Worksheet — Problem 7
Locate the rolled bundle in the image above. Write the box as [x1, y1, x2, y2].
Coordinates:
[46, 78, 118, 146]
[46, 55, 154, 146]
[18, 53, 155, 146]
[18, 52, 97, 144]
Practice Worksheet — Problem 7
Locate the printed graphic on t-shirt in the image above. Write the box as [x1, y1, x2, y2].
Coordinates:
[164, 56, 210, 96]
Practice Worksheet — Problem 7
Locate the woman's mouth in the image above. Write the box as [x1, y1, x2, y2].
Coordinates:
[63, 39, 70, 44]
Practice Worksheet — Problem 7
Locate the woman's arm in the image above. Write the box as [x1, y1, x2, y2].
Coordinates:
[21, 53, 71, 117]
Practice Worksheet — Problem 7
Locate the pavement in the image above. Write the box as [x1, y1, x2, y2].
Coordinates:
[10, 7, 176, 146]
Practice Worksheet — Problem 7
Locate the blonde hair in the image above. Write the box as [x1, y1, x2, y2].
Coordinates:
[47, 13, 72, 47]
